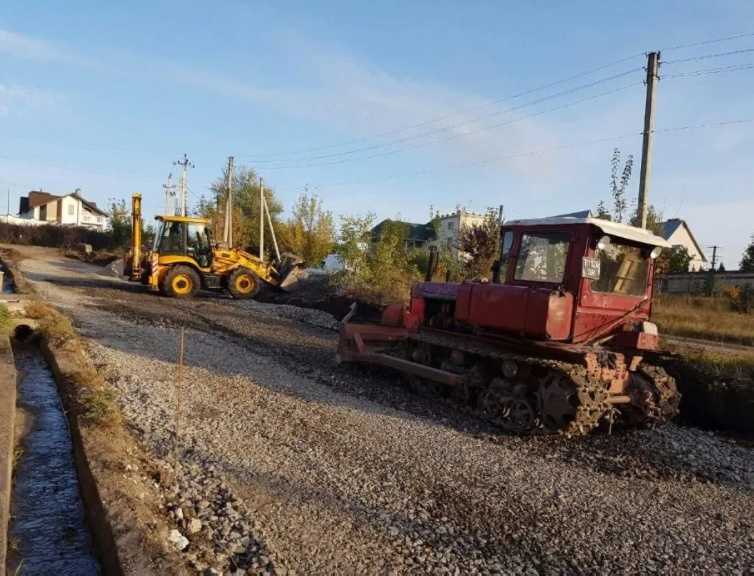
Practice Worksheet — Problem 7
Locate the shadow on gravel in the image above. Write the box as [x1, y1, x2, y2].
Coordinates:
[529, 426, 754, 488]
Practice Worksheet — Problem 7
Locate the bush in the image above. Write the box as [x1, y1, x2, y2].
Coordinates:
[334, 215, 421, 305]
[0, 222, 117, 250]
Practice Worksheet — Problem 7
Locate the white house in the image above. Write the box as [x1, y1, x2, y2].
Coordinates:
[18, 190, 110, 231]
[430, 207, 487, 252]
[658, 219, 707, 271]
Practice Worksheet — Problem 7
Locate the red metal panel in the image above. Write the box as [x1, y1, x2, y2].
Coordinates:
[456, 284, 573, 341]
[455, 284, 473, 323]
[545, 292, 574, 340]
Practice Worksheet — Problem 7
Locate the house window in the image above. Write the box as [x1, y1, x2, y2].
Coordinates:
[68, 204, 75, 216]
[447, 221, 455, 231]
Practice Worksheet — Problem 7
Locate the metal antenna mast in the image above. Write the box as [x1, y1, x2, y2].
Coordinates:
[173, 154, 195, 216]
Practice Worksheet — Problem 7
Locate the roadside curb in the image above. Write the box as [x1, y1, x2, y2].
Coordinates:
[0, 335, 16, 576]
[40, 338, 124, 576]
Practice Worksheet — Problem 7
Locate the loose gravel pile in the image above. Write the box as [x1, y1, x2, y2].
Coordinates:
[162, 460, 275, 575]
[15, 249, 754, 574]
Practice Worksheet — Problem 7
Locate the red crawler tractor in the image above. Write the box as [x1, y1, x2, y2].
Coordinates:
[337, 215, 680, 435]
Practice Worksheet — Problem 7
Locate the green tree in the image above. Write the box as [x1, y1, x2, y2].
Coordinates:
[198, 165, 283, 253]
[595, 200, 612, 220]
[741, 235, 754, 272]
[656, 245, 692, 274]
[108, 198, 131, 249]
[459, 208, 500, 280]
[610, 148, 633, 223]
[279, 194, 335, 266]
[334, 214, 420, 304]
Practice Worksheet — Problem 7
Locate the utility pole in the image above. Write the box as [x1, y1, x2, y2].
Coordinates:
[637, 51, 660, 229]
[173, 154, 194, 216]
[6, 188, 10, 216]
[162, 173, 176, 216]
[223, 156, 235, 246]
[259, 178, 265, 260]
[708, 245, 721, 271]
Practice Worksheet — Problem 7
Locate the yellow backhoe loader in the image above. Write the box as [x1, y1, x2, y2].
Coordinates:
[124, 193, 303, 299]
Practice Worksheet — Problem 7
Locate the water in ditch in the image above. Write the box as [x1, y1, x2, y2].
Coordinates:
[8, 345, 101, 575]
[1, 263, 13, 293]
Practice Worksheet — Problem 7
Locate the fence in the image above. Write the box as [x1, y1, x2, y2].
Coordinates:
[655, 271, 754, 295]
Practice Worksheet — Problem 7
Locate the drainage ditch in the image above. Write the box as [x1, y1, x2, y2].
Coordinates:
[7, 343, 102, 574]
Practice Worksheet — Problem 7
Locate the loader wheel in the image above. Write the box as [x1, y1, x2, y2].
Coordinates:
[228, 268, 260, 299]
[164, 265, 200, 298]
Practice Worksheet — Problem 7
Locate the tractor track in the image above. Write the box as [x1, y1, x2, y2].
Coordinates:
[6, 245, 754, 575]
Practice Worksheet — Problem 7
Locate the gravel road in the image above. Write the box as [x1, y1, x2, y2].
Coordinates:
[10, 246, 754, 575]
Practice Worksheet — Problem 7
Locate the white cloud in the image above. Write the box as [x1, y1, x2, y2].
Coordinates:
[0, 83, 60, 117]
[0, 28, 66, 62]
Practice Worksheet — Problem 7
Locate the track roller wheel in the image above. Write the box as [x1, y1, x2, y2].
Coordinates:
[479, 378, 536, 433]
[624, 365, 680, 427]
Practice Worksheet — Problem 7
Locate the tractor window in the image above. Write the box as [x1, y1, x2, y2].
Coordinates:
[498, 230, 514, 282]
[514, 232, 570, 283]
[160, 221, 184, 254]
[187, 222, 212, 267]
[591, 241, 649, 296]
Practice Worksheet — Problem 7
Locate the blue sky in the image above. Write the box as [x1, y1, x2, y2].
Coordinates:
[1, 1, 753, 267]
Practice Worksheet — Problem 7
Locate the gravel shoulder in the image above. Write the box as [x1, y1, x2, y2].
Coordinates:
[9, 245, 754, 575]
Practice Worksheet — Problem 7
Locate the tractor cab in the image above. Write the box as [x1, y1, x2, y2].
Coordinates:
[413, 216, 671, 346]
[154, 215, 214, 269]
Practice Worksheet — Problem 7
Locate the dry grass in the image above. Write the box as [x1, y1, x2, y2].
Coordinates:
[24, 299, 120, 426]
[24, 299, 76, 343]
[653, 294, 754, 347]
[0, 302, 9, 336]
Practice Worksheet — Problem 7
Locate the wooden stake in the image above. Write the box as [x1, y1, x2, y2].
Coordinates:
[175, 326, 185, 463]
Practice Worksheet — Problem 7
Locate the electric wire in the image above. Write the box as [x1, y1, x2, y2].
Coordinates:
[663, 47, 754, 65]
[244, 67, 643, 170]
[258, 81, 643, 171]
[308, 118, 754, 192]
[237, 32, 754, 164]
[238, 57, 645, 162]
[662, 62, 754, 79]
[663, 31, 754, 52]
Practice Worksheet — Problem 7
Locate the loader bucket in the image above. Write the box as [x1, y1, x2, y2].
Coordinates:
[277, 253, 306, 292]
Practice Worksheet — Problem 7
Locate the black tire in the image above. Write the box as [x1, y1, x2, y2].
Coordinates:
[163, 265, 201, 298]
[228, 268, 261, 299]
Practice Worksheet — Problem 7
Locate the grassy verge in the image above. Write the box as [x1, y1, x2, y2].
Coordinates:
[0, 303, 9, 337]
[23, 300, 120, 426]
[653, 294, 754, 347]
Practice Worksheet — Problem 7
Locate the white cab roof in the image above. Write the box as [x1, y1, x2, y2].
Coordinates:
[504, 216, 672, 248]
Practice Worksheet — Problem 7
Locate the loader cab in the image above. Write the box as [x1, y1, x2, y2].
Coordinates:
[154, 216, 214, 269]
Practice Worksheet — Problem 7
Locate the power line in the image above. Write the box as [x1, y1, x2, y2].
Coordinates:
[258, 81, 643, 171]
[238, 33, 754, 165]
[663, 47, 754, 65]
[307, 117, 754, 193]
[239, 59, 645, 163]
[663, 31, 754, 52]
[662, 62, 754, 79]
[244, 68, 642, 169]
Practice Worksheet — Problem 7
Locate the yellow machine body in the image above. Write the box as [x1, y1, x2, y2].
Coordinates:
[126, 196, 301, 299]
